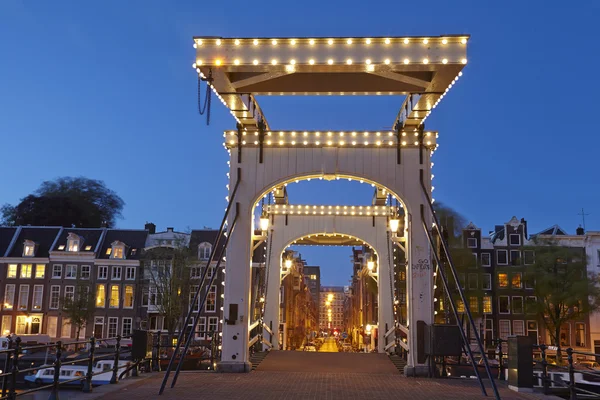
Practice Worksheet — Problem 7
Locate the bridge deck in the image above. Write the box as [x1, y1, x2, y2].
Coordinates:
[256, 351, 399, 374]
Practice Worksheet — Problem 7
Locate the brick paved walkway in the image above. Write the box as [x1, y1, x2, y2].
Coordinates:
[97, 352, 557, 400]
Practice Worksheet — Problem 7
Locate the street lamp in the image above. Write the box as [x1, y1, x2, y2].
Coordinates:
[284, 259, 292, 269]
[367, 260, 375, 271]
[259, 211, 269, 232]
[389, 216, 400, 234]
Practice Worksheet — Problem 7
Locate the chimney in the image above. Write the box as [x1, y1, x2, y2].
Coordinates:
[520, 218, 528, 238]
[167, 227, 174, 232]
[576, 225, 585, 236]
[145, 222, 156, 234]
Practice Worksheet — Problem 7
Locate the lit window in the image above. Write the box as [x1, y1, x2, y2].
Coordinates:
[23, 240, 35, 257]
[18, 285, 29, 311]
[124, 286, 134, 308]
[457, 299, 465, 313]
[512, 273, 522, 289]
[96, 284, 106, 308]
[3, 284, 15, 310]
[106, 248, 112, 255]
[67, 233, 80, 252]
[113, 247, 124, 259]
[483, 296, 492, 313]
[7, 264, 17, 279]
[35, 264, 45, 279]
[109, 285, 120, 308]
[469, 296, 478, 313]
[19, 264, 32, 278]
[84, 245, 92, 251]
[58, 245, 65, 250]
[498, 273, 508, 288]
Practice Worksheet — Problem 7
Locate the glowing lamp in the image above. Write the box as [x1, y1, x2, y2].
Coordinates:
[366, 324, 372, 333]
[285, 259, 292, 269]
[259, 213, 269, 232]
[389, 217, 400, 233]
[367, 260, 375, 271]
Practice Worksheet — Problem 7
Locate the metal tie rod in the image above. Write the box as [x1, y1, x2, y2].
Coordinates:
[420, 172, 501, 400]
[158, 169, 241, 395]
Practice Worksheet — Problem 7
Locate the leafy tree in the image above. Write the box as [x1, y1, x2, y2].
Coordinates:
[1, 177, 124, 227]
[142, 238, 195, 337]
[62, 284, 96, 340]
[529, 238, 600, 362]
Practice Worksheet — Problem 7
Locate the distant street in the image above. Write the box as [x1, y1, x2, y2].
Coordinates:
[318, 337, 339, 352]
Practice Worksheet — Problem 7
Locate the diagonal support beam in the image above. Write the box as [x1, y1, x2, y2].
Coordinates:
[369, 71, 430, 89]
[231, 71, 294, 89]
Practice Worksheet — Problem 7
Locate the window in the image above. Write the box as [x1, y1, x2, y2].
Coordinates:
[512, 296, 524, 314]
[109, 285, 120, 308]
[499, 320, 511, 340]
[498, 296, 510, 314]
[108, 317, 118, 338]
[196, 317, 206, 339]
[482, 274, 492, 290]
[1, 316, 11, 336]
[15, 316, 28, 335]
[468, 273, 478, 289]
[35, 264, 45, 279]
[497, 250, 508, 265]
[97, 266, 108, 279]
[49, 286, 60, 309]
[560, 325, 571, 347]
[190, 286, 199, 312]
[205, 286, 217, 312]
[467, 238, 478, 248]
[7, 264, 17, 279]
[122, 318, 133, 337]
[111, 242, 125, 259]
[80, 265, 90, 279]
[469, 296, 478, 313]
[3, 284, 15, 310]
[576, 323, 586, 347]
[526, 296, 537, 314]
[32, 285, 43, 310]
[20, 264, 32, 278]
[527, 321, 538, 345]
[96, 284, 106, 308]
[47, 316, 58, 338]
[457, 299, 465, 313]
[513, 320, 525, 336]
[18, 285, 29, 310]
[65, 265, 77, 279]
[512, 272, 522, 289]
[149, 316, 164, 331]
[483, 296, 492, 313]
[52, 265, 62, 279]
[198, 243, 212, 260]
[190, 267, 201, 279]
[524, 250, 535, 265]
[67, 234, 80, 252]
[84, 245, 92, 251]
[23, 241, 35, 256]
[124, 285, 134, 308]
[481, 253, 491, 267]
[64, 286, 75, 304]
[112, 266, 122, 280]
[510, 250, 521, 266]
[498, 273, 508, 288]
[125, 267, 135, 280]
[509, 234, 521, 246]
[208, 317, 218, 334]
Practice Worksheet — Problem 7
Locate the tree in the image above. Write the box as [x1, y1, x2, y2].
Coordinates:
[529, 238, 600, 362]
[62, 284, 96, 340]
[1, 177, 124, 227]
[143, 238, 195, 337]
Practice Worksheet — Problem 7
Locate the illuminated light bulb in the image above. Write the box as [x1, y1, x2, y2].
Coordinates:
[384, 58, 390, 64]
[327, 131, 332, 137]
[388, 140, 393, 145]
[403, 58, 410, 64]
[272, 39, 278, 45]
[216, 39, 222, 46]
[422, 58, 429, 64]
[346, 59, 353, 64]
[267, 140, 272, 145]
[347, 38, 353, 44]
[414, 141, 419, 145]
[340, 141, 345, 145]
[309, 39, 315, 45]
[365, 59, 371, 65]
[461, 38, 467, 44]
[327, 141, 333, 146]
[427, 141, 431, 145]
[403, 38, 409, 44]
[352, 141, 357, 146]
[423, 38, 429, 44]
[290, 39, 297, 46]
[254, 141, 258, 145]
[401, 141, 407, 146]
[303, 131, 308, 136]
[309, 59, 315, 65]
[279, 140, 284, 145]
[271, 59, 278, 65]
[253, 39, 259, 45]
[328, 59, 333, 65]
[234, 59, 240, 65]
[376, 131, 381, 136]
[315, 131, 320, 136]
[385, 38, 391, 44]
[365, 38, 372, 45]
[291, 141, 296, 145]
[234, 39, 240, 45]
[328, 39, 333, 45]
[376, 141, 382, 146]
[253, 59, 259, 65]
[364, 141, 369, 145]
[461, 58, 468, 64]
[303, 141, 308, 145]
[196, 39, 203, 46]
[215, 59, 222, 66]
[192, 62, 197, 68]
[290, 59, 296, 65]
[315, 141, 320, 145]
[442, 58, 448, 64]
[339, 132, 344, 136]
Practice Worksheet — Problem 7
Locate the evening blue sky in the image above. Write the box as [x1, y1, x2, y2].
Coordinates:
[1, 1, 599, 285]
